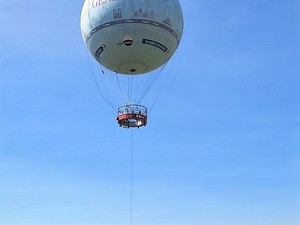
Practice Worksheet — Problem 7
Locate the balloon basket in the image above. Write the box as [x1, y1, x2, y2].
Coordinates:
[117, 104, 148, 128]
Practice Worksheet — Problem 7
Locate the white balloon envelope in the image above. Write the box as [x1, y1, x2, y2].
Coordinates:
[80, 0, 184, 75]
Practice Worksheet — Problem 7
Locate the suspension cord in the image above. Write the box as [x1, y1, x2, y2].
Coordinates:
[116, 74, 129, 104]
[85, 52, 115, 111]
[130, 76, 133, 104]
[130, 129, 134, 225]
[138, 61, 169, 104]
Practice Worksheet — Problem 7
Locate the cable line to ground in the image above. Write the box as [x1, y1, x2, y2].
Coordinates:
[130, 129, 134, 225]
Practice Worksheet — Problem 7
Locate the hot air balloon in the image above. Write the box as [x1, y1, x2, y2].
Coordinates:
[80, 0, 184, 128]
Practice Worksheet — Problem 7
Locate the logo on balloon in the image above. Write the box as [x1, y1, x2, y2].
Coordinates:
[92, 0, 120, 8]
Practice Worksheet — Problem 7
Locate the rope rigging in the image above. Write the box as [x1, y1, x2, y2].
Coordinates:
[86, 51, 115, 112]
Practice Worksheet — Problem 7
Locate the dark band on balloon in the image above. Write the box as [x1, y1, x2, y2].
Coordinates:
[95, 44, 106, 60]
[85, 18, 180, 44]
[142, 39, 169, 53]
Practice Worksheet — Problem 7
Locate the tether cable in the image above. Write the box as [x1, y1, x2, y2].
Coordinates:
[130, 129, 134, 225]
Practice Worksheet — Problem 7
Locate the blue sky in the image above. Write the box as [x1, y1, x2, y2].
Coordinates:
[0, 0, 299, 225]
